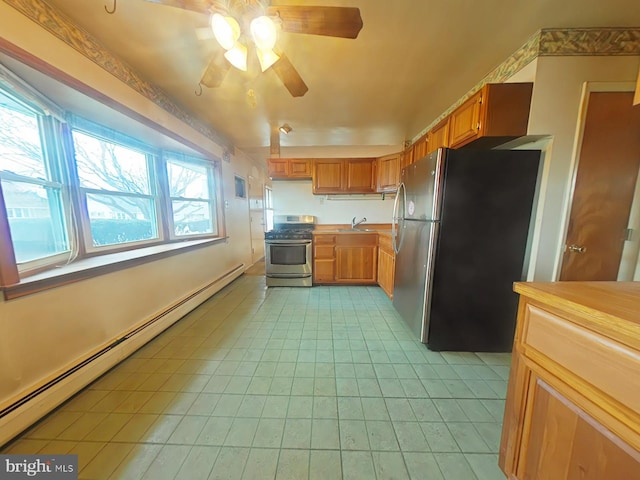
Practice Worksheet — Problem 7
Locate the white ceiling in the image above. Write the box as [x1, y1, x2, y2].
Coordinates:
[26, 1, 640, 160]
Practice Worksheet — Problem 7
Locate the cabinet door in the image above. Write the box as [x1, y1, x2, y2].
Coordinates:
[335, 245, 377, 283]
[377, 248, 395, 298]
[427, 117, 451, 154]
[289, 159, 312, 178]
[516, 374, 640, 480]
[400, 145, 415, 171]
[345, 158, 376, 193]
[377, 154, 400, 192]
[449, 90, 483, 148]
[413, 134, 428, 161]
[313, 160, 344, 193]
[267, 158, 289, 178]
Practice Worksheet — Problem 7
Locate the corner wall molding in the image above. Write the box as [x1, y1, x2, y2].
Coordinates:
[3, 0, 234, 151]
[413, 27, 640, 142]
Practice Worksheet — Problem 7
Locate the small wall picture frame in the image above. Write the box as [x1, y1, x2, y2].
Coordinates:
[234, 175, 246, 198]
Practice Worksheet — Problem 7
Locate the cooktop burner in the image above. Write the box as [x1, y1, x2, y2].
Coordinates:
[265, 228, 313, 240]
[265, 214, 316, 241]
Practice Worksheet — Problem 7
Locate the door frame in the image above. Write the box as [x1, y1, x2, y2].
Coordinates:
[554, 81, 637, 280]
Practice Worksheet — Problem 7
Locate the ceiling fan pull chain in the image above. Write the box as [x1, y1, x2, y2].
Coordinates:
[195, 83, 203, 97]
[104, 0, 116, 14]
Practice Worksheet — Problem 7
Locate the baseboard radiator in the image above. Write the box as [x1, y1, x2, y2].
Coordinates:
[0, 264, 245, 447]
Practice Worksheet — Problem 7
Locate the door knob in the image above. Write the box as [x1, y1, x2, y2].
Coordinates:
[568, 244, 586, 253]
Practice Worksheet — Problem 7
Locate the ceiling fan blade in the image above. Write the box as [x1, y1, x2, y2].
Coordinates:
[271, 53, 308, 97]
[200, 49, 231, 88]
[266, 5, 363, 39]
[144, 0, 223, 15]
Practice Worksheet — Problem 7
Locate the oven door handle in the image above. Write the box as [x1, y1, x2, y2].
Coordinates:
[266, 240, 312, 245]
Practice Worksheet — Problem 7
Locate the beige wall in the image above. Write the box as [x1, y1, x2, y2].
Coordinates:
[0, 2, 267, 418]
[524, 55, 640, 280]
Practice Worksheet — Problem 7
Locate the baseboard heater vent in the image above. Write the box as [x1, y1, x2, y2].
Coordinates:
[0, 264, 244, 425]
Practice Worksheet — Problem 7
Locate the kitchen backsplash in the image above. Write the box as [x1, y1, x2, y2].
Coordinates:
[272, 180, 394, 224]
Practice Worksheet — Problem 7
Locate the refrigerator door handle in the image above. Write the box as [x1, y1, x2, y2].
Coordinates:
[392, 181, 407, 254]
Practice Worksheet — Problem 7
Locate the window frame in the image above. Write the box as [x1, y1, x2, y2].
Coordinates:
[0, 94, 74, 275]
[162, 153, 221, 241]
[0, 80, 228, 293]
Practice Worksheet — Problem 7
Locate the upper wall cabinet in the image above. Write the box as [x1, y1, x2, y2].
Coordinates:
[376, 153, 400, 193]
[313, 158, 377, 194]
[427, 117, 451, 154]
[412, 134, 429, 162]
[449, 82, 533, 149]
[267, 158, 312, 179]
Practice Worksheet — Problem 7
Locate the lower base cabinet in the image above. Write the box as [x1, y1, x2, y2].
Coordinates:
[499, 282, 640, 480]
[313, 233, 377, 285]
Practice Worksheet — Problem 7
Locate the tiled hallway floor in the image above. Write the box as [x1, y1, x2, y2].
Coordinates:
[2, 274, 511, 479]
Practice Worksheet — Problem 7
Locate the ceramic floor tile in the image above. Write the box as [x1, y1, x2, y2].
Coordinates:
[196, 417, 234, 446]
[403, 452, 445, 480]
[341, 451, 376, 480]
[224, 417, 259, 447]
[276, 449, 309, 480]
[252, 418, 285, 448]
[465, 453, 504, 480]
[241, 448, 279, 480]
[309, 449, 342, 480]
[208, 446, 250, 480]
[421, 422, 461, 453]
[366, 421, 400, 451]
[434, 452, 479, 480]
[393, 421, 431, 452]
[372, 451, 410, 480]
[339, 420, 370, 450]
[107, 443, 162, 480]
[361, 397, 390, 421]
[311, 419, 340, 449]
[80, 442, 135, 480]
[282, 419, 312, 449]
[448, 422, 492, 453]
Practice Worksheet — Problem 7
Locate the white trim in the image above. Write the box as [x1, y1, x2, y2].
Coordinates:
[553, 81, 636, 280]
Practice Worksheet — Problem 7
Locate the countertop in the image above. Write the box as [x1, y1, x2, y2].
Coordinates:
[514, 281, 640, 347]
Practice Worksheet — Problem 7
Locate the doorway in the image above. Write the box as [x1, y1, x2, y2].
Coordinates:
[559, 88, 640, 281]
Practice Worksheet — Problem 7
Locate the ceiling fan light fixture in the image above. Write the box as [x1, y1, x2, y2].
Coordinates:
[211, 13, 240, 50]
[250, 15, 278, 51]
[256, 48, 280, 72]
[279, 123, 292, 135]
[224, 42, 248, 71]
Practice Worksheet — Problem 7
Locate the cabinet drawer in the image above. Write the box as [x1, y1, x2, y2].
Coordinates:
[313, 234, 336, 245]
[523, 304, 640, 415]
[336, 234, 377, 247]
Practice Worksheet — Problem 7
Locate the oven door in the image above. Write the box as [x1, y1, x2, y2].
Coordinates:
[265, 240, 312, 276]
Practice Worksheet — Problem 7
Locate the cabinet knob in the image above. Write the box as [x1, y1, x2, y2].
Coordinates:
[568, 244, 586, 253]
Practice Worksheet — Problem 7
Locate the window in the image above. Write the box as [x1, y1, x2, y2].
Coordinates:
[0, 91, 70, 270]
[0, 76, 226, 287]
[165, 155, 218, 238]
[71, 129, 159, 249]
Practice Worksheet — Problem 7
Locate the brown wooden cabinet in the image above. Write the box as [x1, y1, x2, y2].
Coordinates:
[335, 233, 377, 284]
[412, 134, 429, 161]
[313, 232, 377, 284]
[500, 282, 640, 480]
[449, 82, 533, 149]
[267, 158, 312, 179]
[376, 153, 400, 192]
[312, 158, 376, 194]
[400, 144, 415, 171]
[377, 233, 395, 299]
[313, 233, 336, 284]
[426, 117, 450, 154]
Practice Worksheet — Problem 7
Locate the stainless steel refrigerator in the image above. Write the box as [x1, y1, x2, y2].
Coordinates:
[391, 147, 540, 351]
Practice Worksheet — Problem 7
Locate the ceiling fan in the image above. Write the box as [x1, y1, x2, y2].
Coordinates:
[144, 0, 363, 97]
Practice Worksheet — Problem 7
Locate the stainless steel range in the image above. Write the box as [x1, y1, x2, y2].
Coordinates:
[265, 215, 315, 287]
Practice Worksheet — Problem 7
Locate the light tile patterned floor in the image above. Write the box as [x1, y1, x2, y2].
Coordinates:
[2, 275, 511, 479]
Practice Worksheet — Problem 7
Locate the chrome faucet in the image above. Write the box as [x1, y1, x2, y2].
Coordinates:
[351, 216, 367, 229]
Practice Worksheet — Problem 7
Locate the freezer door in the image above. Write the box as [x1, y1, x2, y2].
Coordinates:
[400, 150, 442, 221]
[392, 219, 437, 342]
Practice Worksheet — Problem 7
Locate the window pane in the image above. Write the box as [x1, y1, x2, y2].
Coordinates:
[167, 160, 210, 199]
[73, 131, 151, 194]
[2, 180, 69, 263]
[0, 99, 47, 179]
[86, 193, 157, 246]
[172, 200, 214, 236]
